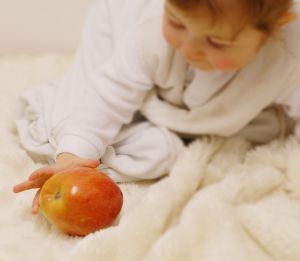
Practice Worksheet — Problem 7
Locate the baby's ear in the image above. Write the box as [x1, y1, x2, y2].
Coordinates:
[276, 12, 298, 28]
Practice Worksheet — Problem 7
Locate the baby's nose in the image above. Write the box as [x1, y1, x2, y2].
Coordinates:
[180, 41, 204, 60]
[183, 49, 204, 61]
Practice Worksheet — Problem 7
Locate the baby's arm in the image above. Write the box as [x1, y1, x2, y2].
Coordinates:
[13, 2, 108, 213]
[13, 1, 153, 212]
[54, 34, 153, 160]
[13, 153, 100, 214]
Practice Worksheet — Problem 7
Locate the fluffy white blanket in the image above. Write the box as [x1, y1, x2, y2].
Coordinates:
[1, 54, 300, 261]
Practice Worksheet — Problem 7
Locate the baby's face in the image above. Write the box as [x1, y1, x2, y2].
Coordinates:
[163, 0, 267, 71]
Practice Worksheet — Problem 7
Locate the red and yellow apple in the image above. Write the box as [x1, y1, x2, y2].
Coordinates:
[39, 167, 123, 236]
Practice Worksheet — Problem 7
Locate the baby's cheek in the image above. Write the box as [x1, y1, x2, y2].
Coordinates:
[162, 24, 179, 49]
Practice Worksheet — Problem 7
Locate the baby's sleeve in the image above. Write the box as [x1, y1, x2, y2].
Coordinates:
[54, 29, 153, 159]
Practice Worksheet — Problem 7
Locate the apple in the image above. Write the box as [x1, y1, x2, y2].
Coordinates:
[39, 167, 123, 236]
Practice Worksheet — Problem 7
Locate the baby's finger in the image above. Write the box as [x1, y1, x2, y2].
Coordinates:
[29, 166, 54, 181]
[32, 189, 41, 214]
[13, 178, 45, 193]
[13, 180, 34, 193]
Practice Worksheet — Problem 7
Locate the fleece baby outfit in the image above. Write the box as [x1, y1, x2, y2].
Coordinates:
[16, 0, 300, 182]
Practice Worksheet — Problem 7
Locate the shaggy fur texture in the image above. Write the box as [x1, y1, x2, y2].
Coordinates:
[1, 54, 300, 261]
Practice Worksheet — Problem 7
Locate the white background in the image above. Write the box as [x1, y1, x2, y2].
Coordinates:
[0, 0, 95, 53]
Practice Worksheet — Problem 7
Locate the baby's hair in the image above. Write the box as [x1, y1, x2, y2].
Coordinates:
[169, 0, 293, 33]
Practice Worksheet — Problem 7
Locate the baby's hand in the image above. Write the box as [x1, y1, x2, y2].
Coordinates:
[13, 153, 100, 214]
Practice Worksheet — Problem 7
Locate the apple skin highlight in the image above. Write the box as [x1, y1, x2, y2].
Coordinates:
[39, 167, 123, 236]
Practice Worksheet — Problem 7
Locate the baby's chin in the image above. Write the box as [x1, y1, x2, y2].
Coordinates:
[187, 58, 241, 72]
[187, 60, 213, 71]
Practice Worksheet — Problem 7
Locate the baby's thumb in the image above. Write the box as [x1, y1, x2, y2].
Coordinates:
[32, 189, 41, 215]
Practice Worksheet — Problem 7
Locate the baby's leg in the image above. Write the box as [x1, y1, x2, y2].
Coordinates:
[236, 105, 294, 144]
[100, 122, 185, 182]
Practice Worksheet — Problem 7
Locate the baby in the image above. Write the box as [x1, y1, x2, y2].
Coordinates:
[13, 0, 300, 214]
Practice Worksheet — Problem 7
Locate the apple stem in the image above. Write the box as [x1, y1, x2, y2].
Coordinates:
[55, 191, 61, 199]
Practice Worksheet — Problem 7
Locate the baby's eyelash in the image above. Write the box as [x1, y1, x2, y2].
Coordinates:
[207, 37, 226, 49]
[169, 19, 186, 29]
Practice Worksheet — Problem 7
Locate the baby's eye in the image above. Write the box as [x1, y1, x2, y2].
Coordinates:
[169, 19, 186, 30]
[207, 37, 228, 49]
